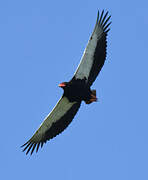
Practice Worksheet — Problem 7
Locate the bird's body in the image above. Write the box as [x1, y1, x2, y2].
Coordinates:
[21, 10, 111, 155]
[61, 78, 96, 103]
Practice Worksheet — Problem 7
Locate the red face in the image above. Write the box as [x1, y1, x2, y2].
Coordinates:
[58, 82, 67, 88]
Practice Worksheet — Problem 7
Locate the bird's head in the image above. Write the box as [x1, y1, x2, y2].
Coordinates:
[58, 82, 69, 89]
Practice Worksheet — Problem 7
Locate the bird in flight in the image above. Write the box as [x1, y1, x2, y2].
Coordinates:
[21, 10, 111, 155]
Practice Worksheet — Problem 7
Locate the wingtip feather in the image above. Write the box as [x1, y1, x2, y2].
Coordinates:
[21, 139, 41, 155]
[21, 141, 29, 148]
[41, 142, 44, 148]
[104, 22, 112, 32]
[36, 143, 40, 153]
[100, 11, 108, 25]
[96, 10, 111, 34]
[22, 142, 31, 152]
[31, 144, 37, 155]
[98, 10, 104, 24]
[96, 10, 99, 23]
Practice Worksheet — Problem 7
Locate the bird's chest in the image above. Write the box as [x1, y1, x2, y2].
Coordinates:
[64, 81, 91, 102]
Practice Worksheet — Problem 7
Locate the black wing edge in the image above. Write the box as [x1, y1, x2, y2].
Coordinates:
[21, 101, 81, 156]
[86, 10, 111, 86]
[96, 10, 112, 33]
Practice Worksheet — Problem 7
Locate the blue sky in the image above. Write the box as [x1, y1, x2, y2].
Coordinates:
[0, 0, 148, 179]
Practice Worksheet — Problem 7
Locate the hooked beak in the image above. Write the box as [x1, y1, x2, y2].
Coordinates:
[58, 82, 66, 88]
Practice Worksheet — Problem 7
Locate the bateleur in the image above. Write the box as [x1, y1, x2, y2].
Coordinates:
[21, 10, 111, 155]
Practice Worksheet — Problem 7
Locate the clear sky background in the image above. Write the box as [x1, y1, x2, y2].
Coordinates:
[0, 0, 148, 179]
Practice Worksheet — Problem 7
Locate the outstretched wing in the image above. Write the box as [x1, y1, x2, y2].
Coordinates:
[74, 10, 111, 87]
[21, 96, 81, 155]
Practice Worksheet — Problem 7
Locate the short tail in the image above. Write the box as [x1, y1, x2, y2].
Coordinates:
[91, 90, 96, 96]
[85, 89, 97, 104]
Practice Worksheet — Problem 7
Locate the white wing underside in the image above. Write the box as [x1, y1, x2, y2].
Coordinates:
[30, 96, 77, 143]
[74, 23, 104, 81]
